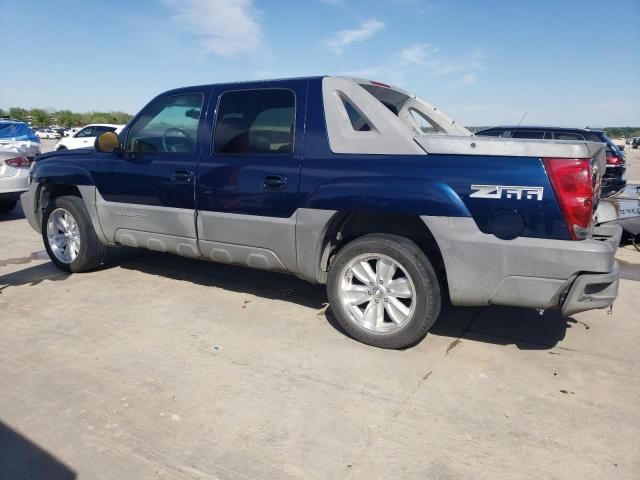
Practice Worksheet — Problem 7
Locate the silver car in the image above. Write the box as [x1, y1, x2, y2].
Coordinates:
[0, 146, 30, 213]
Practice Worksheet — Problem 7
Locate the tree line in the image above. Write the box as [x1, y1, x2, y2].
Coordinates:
[2, 106, 638, 138]
[0, 107, 133, 128]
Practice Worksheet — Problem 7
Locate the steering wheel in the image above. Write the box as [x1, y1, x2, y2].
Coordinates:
[162, 127, 192, 152]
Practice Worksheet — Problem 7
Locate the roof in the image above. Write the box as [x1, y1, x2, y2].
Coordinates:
[159, 76, 325, 97]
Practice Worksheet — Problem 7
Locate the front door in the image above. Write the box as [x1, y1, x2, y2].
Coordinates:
[196, 82, 306, 272]
[93, 90, 207, 254]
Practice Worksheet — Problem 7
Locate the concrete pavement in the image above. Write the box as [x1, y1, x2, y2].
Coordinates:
[1, 199, 639, 479]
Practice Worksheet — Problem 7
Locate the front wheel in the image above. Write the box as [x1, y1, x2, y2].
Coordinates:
[327, 234, 441, 349]
[42, 195, 107, 272]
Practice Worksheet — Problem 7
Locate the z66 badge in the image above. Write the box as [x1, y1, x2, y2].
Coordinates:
[470, 185, 544, 201]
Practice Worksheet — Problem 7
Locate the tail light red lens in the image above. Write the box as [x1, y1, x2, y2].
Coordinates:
[543, 158, 593, 240]
[606, 152, 622, 165]
[4, 156, 30, 168]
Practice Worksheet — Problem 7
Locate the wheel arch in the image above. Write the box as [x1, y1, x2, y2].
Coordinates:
[36, 183, 108, 244]
[296, 209, 446, 290]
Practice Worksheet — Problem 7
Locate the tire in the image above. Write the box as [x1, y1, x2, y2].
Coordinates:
[327, 233, 441, 349]
[42, 195, 107, 272]
[0, 199, 18, 213]
[57, 146, 67, 151]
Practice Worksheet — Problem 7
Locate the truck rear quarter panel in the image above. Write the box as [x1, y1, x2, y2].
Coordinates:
[302, 78, 569, 241]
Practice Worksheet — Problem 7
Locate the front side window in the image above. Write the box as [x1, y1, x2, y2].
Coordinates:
[75, 127, 95, 138]
[126, 93, 203, 153]
[214, 89, 295, 155]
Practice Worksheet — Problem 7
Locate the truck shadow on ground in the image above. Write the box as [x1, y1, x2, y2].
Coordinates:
[0, 420, 76, 480]
[0, 202, 25, 221]
[115, 251, 573, 350]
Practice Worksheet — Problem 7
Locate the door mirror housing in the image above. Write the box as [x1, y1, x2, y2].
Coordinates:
[95, 131, 121, 153]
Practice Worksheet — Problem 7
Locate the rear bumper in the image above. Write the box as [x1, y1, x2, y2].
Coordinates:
[421, 216, 621, 315]
[561, 262, 619, 316]
[0, 168, 30, 197]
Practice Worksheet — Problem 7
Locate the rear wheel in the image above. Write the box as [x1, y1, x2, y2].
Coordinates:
[42, 195, 107, 272]
[0, 199, 18, 213]
[327, 234, 441, 349]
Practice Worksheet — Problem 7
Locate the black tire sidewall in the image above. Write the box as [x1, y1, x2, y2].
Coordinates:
[327, 234, 441, 349]
[42, 196, 105, 272]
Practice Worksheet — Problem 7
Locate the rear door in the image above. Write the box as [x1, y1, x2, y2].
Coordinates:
[196, 81, 306, 272]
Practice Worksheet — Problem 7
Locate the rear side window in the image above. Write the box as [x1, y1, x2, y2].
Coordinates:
[214, 89, 295, 155]
[554, 132, 584, 140]
[511, 130, 545, 139]
[410, 109, 444, 134]
[340, 96, 372, 132]
[476, 130, 503, 137]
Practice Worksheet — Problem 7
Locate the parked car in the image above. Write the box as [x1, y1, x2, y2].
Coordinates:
[21, 77, 620, 349]
[55, 124, 124, 150]
[0, 146, 30, 213]
[35, 129, 61, 139]
[632, 137, 640, 149]
[0, 120, 41, 160]
[64, 127, 82, 137]
[475, 126, 627, 197]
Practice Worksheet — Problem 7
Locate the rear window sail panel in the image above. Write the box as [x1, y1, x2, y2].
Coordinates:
[323, 76, 470, 155]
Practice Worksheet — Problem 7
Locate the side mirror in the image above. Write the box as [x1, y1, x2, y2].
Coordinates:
[95, 131, 121, 153]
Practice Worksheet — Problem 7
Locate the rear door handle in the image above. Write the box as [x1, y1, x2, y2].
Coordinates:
[262, 175, 287, 190]
[172, 169, 194, 183]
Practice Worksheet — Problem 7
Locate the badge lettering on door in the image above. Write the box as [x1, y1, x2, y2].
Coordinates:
[470, 185, 544, 201]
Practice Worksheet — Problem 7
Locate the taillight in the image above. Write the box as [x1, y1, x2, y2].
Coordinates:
[543, 157, 594, 240]
[4, 156, 30, 168]
[606, 152, 622, 165]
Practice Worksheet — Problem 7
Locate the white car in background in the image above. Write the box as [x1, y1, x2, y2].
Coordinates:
[36, 129, 61, 139]
[64, 127, 82, 137]
[0, 146, 30, 213]
[56, 124, 124, 150]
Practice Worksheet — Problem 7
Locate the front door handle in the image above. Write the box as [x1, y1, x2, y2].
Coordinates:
[172, 169, 193, 183]
[262, 175, 287, 190]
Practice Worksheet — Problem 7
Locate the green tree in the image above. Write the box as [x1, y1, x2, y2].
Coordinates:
[9, 107, 28, 122]
[0, 107, 6, 118]
[30, 109, 50, 127]
[55, 110, 82, 128]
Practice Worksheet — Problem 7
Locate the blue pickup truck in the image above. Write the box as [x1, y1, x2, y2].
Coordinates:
[21, 76, 621, 348]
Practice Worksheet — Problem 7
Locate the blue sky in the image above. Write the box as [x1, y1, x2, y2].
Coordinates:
[1, 0, 639, 126]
